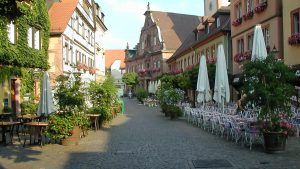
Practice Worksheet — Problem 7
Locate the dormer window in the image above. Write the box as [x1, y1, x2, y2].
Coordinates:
[194, 29, 198, 40]
[216, 17, 220, 28]
[205, 25, 210, 34]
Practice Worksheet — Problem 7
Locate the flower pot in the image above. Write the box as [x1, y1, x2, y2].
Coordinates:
[263, 132, 287, 153]
[61, 126, 81, 146]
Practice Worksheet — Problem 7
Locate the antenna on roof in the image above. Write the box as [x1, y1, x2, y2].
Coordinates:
[147, 2, 150, 11]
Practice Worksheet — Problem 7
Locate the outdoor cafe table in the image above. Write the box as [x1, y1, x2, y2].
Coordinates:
[86, 114, 101, 131]
[23, 122, 48, 147]
[0, 121, 21, 145]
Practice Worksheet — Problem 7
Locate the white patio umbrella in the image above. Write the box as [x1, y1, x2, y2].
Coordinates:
[154, 80, 158, 93]
[213, 44, 230, 113]
[196, 55, 211, 105]
[68, 72, 76, 88]
[149, 81, 155, 94]
[37, 72, 55, 117]
[251, 24, 268, 61]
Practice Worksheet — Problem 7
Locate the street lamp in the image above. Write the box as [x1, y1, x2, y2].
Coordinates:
[271, 45, 279, 60]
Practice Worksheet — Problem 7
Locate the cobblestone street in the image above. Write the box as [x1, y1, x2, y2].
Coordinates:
[0, 98, 300, 169]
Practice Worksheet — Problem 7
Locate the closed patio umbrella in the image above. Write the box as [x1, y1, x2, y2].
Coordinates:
[251, 24, 267, 61]
[213, 44, 230, 113]
[196, 55, 211, 105]
[68, 72, 76, 88]
[37, 72, 55, 117]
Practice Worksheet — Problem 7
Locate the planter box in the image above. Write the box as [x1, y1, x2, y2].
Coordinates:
[263, 132, 287, 153]
[61, 126, 81, 146]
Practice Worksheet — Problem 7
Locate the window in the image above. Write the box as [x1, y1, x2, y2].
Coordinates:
[246, 0, 254, 12]
[188, 56, 190, 65]
[205, 25, 210, 34]
[247, 34, 253, 50]
[63, 42, 68, 61]
[292, 11, 300, 34]
[216, 17, 220, 28]
[258, 0, 267, 4]
[146, 35, 151, 47]
[76, 50, 81, 64]
[235, 2, 242, 19]
[27, 27, 40, 49]
[262, 26, 270, 47]
[34, 29, 40, 49]
[237, 38, 244, 53]
[211, 45, 215, 60]
[206, 48, 210, 60]
[82, 54, 86, 64]
[7, 21, 16, 44]
[82, 24, 85, 38]
[153, 36, 156, 45]
[27, 27, 32, 48]
[68, 45, 73, 64]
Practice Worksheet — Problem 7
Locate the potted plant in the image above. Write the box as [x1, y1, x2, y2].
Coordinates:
[46, 74, 89, 145]
[242, 54, 295, 153]
[157, 79, 184, 120]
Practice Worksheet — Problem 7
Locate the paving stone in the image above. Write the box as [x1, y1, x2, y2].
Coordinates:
[0, 98, 300, 169]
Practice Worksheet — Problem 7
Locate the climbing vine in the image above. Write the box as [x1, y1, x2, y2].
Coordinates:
[0, 0, 50, 81]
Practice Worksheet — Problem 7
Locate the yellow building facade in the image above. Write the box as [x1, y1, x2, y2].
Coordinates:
[283, 1, 300, 65]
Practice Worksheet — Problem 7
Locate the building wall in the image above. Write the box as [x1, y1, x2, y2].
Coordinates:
[231, 0, 283, 74]
[173, 34, 230, 73]
[48, 36, 63, 87]
[283, 1, 300, 65]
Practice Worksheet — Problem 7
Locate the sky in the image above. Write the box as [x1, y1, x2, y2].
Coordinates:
[96, 0, 205, 49]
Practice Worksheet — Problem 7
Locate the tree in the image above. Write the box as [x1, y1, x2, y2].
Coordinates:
[122, 72, 138, 89]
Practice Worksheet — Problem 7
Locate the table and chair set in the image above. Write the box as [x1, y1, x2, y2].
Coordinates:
[0, 113, 101, 147]
[181, 102, 300, 150]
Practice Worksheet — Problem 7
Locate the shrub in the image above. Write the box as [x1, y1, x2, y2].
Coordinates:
[20, 100, 37, 114]
[135, 87, 148, 103]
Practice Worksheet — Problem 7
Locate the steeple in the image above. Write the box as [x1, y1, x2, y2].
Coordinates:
[147, 2, 150, 11]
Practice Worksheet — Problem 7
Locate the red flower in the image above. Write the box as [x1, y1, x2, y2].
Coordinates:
[288, 33, 300, 45]
[234, 51, 252, 63]
[254, 1, 268, 14]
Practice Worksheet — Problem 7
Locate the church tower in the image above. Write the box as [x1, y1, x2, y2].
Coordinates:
[204, 0, 230, 16]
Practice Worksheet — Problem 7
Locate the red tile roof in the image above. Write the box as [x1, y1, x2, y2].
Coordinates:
[48, 0, 78, 33]
[105, 50, 126, 69]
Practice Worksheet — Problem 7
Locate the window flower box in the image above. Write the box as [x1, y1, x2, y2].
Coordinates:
[89, 67, 96, 75]
[254, 1, 268, 14]
[288, 33, 300, 45]
[232, 18, 242, 26]
[172, 69, 183, 75]
[243, 11, 254, 21]
[234, 51, 252, 63]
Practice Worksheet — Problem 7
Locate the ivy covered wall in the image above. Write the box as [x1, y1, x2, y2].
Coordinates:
[0, 0, 50, 71]
[0, 0, 50, 111]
